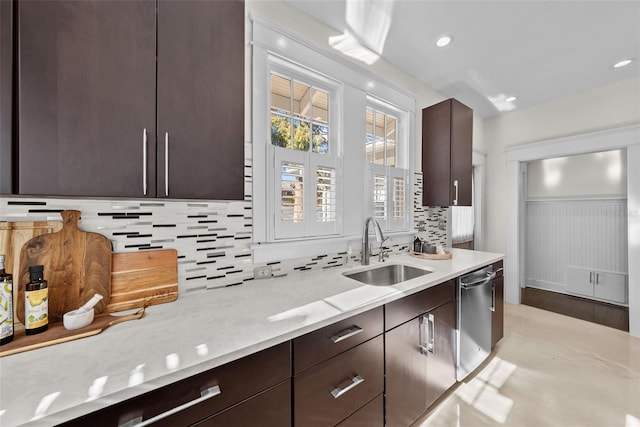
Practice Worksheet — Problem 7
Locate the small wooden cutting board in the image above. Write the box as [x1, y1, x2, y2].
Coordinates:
[17, 210, 112, 324]
[107, 249, 178, 312]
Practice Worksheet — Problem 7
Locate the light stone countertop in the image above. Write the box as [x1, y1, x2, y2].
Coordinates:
[0, 249, 503, 427]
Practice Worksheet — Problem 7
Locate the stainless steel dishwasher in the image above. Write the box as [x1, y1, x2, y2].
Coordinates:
[456, 265, 496, 381]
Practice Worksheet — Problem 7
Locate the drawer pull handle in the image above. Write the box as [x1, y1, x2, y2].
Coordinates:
[118, 385, 221, 427]
[330, 325, 363, 343]
[331, 375, 364, 399]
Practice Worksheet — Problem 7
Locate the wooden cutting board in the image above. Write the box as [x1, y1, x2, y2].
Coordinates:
[0, 221, 63, 277]
[17, 210, 112, 324]
[107, 249, 178, 313]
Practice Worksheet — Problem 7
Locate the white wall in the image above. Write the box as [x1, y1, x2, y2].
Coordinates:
[485, 76, 640, 254]
[527, 149, 627, 199]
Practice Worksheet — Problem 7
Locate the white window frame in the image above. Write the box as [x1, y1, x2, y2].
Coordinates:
[365, 96, 411, 232]
[266, 56, 343, 241]
[251, 18, 416, 263]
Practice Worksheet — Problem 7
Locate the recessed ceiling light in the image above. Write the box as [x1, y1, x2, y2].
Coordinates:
[436, 35, 453, 48]
[613, 58, 635, 68]
[505, 96, 517, 103]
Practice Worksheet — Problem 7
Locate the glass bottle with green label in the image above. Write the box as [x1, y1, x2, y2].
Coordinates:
[0, 254, 14, 345]
[25, 265, 48, 335]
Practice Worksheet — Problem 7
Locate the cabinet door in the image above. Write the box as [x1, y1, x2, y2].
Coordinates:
[385, 317, 428, 427]
[157, 0, 244, 200]
[421, 98, 472, 206]
[450, 99, 473, 206]
[594, 271, 627, 304]
[17, 0, 156, 197]
[426, 301, 457, 406]
[194, 381, 291, 427]
[386, 302, 457, 427]
[0, 1, 12, 194]
[566, 266, 594, 297]
[491, 272, 504, 348]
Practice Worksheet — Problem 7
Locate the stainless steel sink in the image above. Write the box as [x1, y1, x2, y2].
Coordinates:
[343, 264, 432, 286]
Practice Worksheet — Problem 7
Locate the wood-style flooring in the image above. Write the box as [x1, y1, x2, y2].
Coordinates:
[521, 286, 629, 332]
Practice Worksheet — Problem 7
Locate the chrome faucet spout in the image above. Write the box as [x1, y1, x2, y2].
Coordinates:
[362, 217, 385, 265]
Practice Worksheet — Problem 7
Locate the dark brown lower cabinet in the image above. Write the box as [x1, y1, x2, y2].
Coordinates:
[385, 300, 456, 427]
[194, 380, 291, 427]
[294, 336, 384, 426]
[60, 342, 290, 427]
[491, 261, 505, 348]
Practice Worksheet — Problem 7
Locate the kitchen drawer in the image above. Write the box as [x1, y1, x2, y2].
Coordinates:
[385, 280, 455, 331]
[293, 306, 383, 374]
[336, 394, 383, 427]
[294, 335, 384, 426]
[61, 342, 291, 427]
[194, 380, 291, 427]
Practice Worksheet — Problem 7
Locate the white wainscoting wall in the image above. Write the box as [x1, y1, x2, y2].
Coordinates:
[525, 199, 628, 292]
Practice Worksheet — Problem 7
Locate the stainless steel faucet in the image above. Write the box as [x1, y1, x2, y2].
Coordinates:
[362, 217, 385, 265]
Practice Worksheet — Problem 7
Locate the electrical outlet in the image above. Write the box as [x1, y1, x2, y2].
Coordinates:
[254, 266, 272, 279]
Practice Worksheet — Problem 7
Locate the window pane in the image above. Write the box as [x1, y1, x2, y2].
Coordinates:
[386, 116, 397, 167]
[312, 88, 329, 123]
[271, 74, 291, 115]
[374, 111, 385, 165]
[393, 177, 405, 219]
[281, 162, 304, 223]
[312, 123, 329, 154]
[365, 108, 374, 163]
[293, 119, 310, 151]
[293, 81, 311, 120]
[271, 114, 292, 148]
[316, 167, 336, 222]
[373, 174, 387, 220]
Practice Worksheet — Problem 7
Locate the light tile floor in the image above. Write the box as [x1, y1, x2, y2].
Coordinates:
[414, 303, 640, 427]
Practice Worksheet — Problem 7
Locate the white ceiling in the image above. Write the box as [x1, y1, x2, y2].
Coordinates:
[284, 0, 640, 118]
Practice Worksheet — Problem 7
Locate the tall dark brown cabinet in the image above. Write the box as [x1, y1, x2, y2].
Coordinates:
[421, 98, 473, 207]
[15, 0, 244, 200]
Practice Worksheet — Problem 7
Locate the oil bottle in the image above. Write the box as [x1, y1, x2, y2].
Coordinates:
[0, 254, 13, 345]
[25, 265, 48, 335]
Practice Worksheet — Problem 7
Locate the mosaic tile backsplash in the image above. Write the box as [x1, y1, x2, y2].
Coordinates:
[0, 171, 448, 294]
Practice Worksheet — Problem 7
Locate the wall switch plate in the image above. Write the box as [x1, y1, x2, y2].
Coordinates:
[254, 266, 272, 279]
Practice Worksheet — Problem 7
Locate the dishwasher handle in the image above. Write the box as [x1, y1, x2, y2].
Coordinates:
[460, 271, 496, 289]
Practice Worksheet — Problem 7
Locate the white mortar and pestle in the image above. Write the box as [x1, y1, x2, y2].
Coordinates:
[63, 294, 104, 330]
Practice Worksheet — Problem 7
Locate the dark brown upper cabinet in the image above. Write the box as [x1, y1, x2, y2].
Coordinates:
[421, 98, 473, 207]
[16, 0, 244, 200]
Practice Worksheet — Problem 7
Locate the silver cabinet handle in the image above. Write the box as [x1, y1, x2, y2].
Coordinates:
[491, 283, 496, 312]
[331, 375, 364, 399]
[428, 313, 435, 354]
[453, 180, 459, 206]
[118, 385, 221, 427]
[142, 128, 147, 196]
[419, 314, 434, 356]
[164, 132, 169, 197]
[595, 272, 600, 284]
[330, 325, 363, 343]
[590, 271, 593, 283]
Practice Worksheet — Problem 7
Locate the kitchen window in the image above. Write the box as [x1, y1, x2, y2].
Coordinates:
[268, 58, 341, 240]
[366, 99, 410, 232]
[251, 20, 415, 261]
